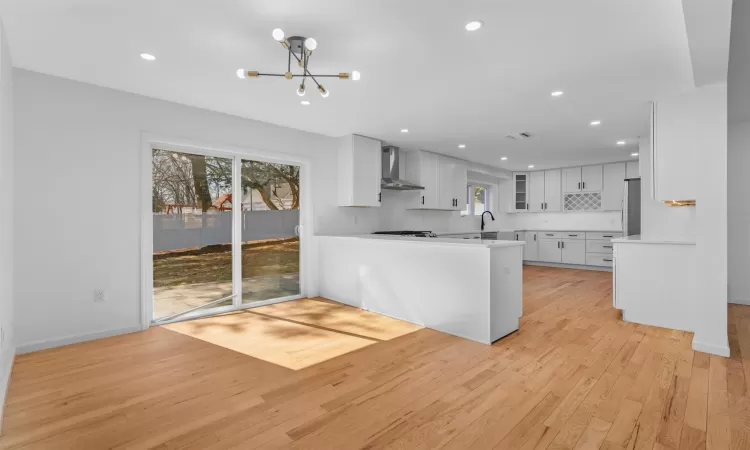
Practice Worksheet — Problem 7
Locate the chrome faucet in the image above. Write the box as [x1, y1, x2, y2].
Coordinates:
[481, 211, 495, 231]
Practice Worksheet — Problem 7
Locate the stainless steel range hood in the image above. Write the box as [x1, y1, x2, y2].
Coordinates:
[381, 146, 424, 190]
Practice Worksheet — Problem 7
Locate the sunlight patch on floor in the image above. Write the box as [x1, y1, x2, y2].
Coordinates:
[162, 298, 422, 370]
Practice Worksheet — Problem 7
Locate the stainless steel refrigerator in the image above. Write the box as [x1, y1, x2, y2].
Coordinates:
[622, 178, 641, 237]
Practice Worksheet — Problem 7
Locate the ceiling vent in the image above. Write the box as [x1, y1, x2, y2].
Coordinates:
[505, 132, 533, 140]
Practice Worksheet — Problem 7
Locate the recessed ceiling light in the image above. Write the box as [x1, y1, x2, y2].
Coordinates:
[590, 120, 601, 126]
[616, 140, 626, 145]
[528, 165, 535, 168]
[236, 68, 246, 79]
[140, 53, 156, 61]
[550, 91, 564, 97]
[400, 129, 409, 133]
[631, 152, 639, 157]
[301, 100, 310, 106]
[501, 157, 508, 161]
[465, 20, 484, 31]
[458, 144, 466, 149]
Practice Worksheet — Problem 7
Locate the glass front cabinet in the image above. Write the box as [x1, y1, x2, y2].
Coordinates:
[513, 172, 529, 211]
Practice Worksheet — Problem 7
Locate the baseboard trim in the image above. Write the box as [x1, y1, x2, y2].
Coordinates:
[0, 350, 14, 432]
[692, 339, 730, 357]
[16, 325, 142, 354]
[523, 261, 613, 272]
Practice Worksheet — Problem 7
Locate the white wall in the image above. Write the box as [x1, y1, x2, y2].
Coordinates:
[12, 69, 388, 350]
[0, 21, 15, 419]
[693, 83, 728, 355]
[728, 122, 749, 304]
[728, 0, 750, 305]
[639, 135, 697, 242]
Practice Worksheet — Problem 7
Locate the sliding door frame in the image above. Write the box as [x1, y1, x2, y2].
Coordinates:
[139, 133, 313, 330]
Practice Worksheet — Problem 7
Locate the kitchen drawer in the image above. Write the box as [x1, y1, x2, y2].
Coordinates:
[586, 240, 614, 254]
[539, 231, 562, 239]
[586, 253, 614, 267]
[586, 231, 623, 240]
[561, 231, 585, 240]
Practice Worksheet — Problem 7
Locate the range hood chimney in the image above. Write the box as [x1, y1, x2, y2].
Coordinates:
[381, 146, 424, 190]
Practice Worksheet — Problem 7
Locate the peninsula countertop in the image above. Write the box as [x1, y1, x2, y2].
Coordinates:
[316, 234, 526, 248]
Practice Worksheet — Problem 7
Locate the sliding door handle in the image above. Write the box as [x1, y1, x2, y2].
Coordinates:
[421, 195, 425, 205]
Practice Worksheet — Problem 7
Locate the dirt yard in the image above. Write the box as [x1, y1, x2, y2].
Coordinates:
[153, 237, 300, 288]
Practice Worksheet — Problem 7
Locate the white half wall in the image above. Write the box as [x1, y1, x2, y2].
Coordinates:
[0, 21, 15, 421]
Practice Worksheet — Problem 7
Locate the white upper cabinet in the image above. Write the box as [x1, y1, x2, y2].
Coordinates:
[529, 171, 545, 212]
[529, 169, 561, 212]
[405, 151, 467, 211]
[544, 169, 562, 211]
[581, 165, 603, 192]
[626, 161, 639, 178]
[512, 172, 529, 211]
[602, 162, 626, 211]
[337, 134, 381, 207]
[562, 165, 602, 193]
[452, 160, 468, 211]
[562, 167, 581, 193]
[405, 150, 440, 209]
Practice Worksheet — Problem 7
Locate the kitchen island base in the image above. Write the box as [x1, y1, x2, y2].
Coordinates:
[317, 235, 524, 345]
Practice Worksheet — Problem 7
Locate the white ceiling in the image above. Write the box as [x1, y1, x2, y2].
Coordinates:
[0, 0, 709, 170]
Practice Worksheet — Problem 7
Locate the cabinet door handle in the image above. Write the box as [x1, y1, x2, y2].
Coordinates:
[526, 203, 528, 210]
[562, 241, 565, 249]
[546, 233, 554, 236]
[534, 234, 536, 241]
[578, 182, 581, 190]
[603, 235, 613, 238]
[582, 182, 585, 189]
[603, 258, 613, 262]
[421, 195, 425, 205]
[544, 202, 547, 209]
[557, 241, 560, 249]
[569, 234, 578, 237]
[603, 245, 613, 248]
[378, 193, 381, 203]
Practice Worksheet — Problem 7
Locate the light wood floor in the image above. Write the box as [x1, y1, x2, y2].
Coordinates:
[163, 298, 422, 370]
[1, 266, 748, 449]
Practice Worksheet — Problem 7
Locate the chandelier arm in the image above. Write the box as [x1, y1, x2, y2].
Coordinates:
[288, 50, 323, 89]
[287, 47, 292, 73]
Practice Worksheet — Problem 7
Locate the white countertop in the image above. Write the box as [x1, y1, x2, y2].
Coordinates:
[317, 234, 525, 248]
[514, 229, 623, 233]
[433, 230, 516, 236]
[611, 235, 696, 245]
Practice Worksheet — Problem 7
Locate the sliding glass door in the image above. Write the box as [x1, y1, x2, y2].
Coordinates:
[240, 159, 301, 304]
[150, 147, 301, 323]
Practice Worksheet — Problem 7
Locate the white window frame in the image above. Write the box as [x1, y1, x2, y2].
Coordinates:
[461, 183, 491, 216]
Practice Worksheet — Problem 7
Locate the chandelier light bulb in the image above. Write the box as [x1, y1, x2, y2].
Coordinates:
[351, 70, 361, 81]
[272, 28, 285, 42]
[297, 84, 306, 96]
[304, 38, 318, 51]
[318, 85, 329, 98]
[236, 69, 246, 79]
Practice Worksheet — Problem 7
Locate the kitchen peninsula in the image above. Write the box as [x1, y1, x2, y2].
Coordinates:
[317, 235, 524, 344]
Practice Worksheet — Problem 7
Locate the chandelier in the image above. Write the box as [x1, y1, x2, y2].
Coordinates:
[237, 28, 360, 98]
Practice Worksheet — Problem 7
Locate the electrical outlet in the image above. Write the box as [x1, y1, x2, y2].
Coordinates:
[94, 290, 105, 302]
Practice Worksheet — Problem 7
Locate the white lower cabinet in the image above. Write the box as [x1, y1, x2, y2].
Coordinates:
[561, 240, 586, 265]
[524, 232, 538, 261]
[519, 230, 621, 269]
[538, 239, 562, 263]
